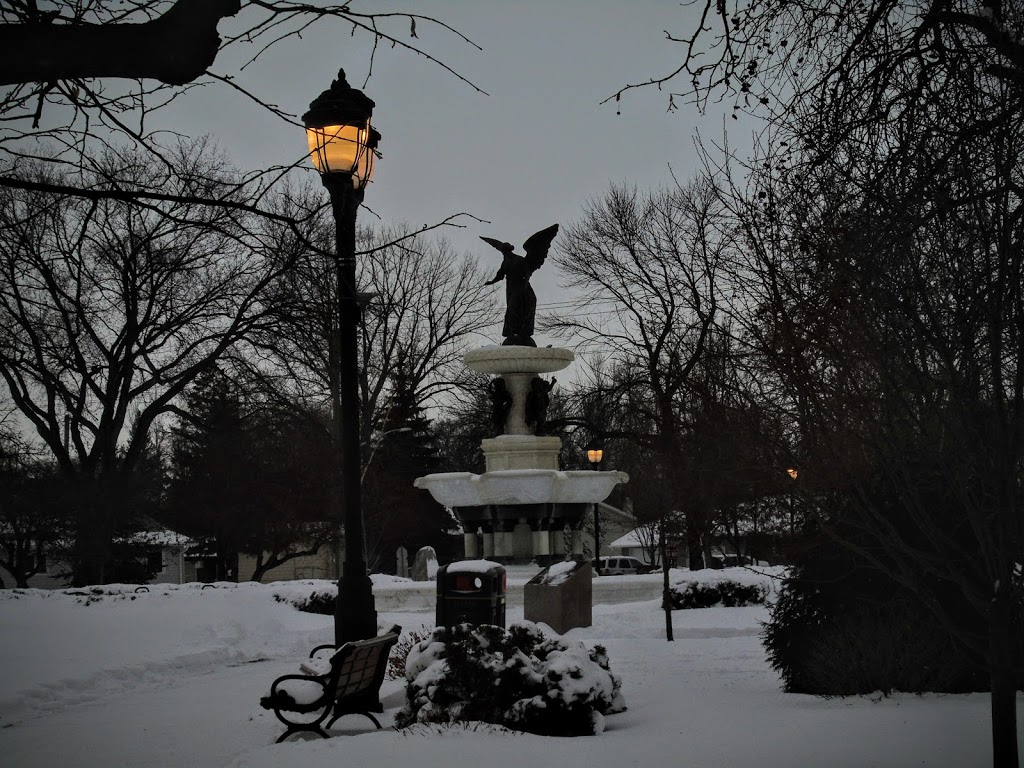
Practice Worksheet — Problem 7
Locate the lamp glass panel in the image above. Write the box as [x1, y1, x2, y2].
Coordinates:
[306, 123, 364, 175]
[353, 135, 376, 189]
[587, 449, 604, 464]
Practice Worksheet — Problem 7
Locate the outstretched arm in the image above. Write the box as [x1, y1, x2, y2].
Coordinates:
[484, 265, 506, 286]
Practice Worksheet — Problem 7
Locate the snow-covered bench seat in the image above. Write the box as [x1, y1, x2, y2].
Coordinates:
[260, 625, 401, 743]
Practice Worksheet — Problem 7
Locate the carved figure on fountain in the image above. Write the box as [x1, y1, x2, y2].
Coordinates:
[525, 376, 556, 436]
[488, 377, 514, 435]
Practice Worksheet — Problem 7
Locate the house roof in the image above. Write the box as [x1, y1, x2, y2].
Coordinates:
[608, 528, 646, 548]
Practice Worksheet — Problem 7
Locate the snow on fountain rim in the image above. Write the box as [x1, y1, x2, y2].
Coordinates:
[464, 345, 574, 374]
[414, 468, 628, 507]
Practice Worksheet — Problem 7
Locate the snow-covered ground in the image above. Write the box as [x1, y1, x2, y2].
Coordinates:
[0, 572, 1018, 768]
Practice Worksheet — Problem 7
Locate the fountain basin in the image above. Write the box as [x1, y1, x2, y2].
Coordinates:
[414, 468, 628, 508]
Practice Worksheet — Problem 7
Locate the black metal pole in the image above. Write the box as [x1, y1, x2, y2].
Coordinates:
[660, 518, 673, 641]
[324, 173, 377, 647]
[590, 457, 601, 573]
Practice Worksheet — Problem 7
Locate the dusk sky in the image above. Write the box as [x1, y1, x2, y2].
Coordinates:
[173, 0, 753, 345]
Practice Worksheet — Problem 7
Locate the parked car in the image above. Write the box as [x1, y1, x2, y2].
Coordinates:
[594, 556, 647, 576]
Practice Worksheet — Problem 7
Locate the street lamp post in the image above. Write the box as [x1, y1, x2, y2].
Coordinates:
[587, 447, 604, 573]
[303, 69, 381, 647]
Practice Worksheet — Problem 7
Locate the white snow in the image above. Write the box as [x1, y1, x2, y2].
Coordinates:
[669, 565, 786, 591]
[0, 577, 1018, 767]
[445, 559, 504, 574]
[537, 559, 579, 586]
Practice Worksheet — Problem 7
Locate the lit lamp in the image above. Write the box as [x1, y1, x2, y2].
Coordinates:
[786, 467, 798, 536]
[303, 70, 381, 647]
[587, 446, 604, 573]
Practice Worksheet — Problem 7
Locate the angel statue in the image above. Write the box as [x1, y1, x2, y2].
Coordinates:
[481, 223, 559, 346]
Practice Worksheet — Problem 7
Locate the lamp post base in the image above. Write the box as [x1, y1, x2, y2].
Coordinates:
[335, 568, 377, 647]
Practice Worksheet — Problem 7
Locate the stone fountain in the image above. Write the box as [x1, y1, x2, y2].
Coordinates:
[414, 224, 627, 563]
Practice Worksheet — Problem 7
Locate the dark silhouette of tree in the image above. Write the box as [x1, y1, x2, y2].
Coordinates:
[432, 372, 493, 476]
[255, 217, 497, 454]
[613, 5, 1022, 761]
[0, 0, 483, 218]
[678, 11, 1024, 764]
[362, 354, 454, 572]
[0, 148, 298, 585]
[0, 434, 72, 587]
[165, 366, 335, 582]
[547, 180, 735, 569]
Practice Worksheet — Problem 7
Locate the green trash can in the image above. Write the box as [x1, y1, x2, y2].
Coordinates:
[436, 560, 506, 628]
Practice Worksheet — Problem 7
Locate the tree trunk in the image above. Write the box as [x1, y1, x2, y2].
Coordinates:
[989, 591, 1020, 768]
[71, 480, 111, 587]
[686, 522, 704, 570]
[249, 556, 270, 584]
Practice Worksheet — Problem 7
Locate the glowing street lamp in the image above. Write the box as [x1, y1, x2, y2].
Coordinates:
[587, 446, 604, 572]
[303, 70, 381, 647]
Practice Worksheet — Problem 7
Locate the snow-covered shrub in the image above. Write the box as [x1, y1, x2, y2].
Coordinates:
[272, 588, 335, 615]
[665, 569, 770, 609]
[387, 626, 432, 681]
[395, 621, 626, 736]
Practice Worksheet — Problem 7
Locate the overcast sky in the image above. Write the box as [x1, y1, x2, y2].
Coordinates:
[177, 0, 752, 346]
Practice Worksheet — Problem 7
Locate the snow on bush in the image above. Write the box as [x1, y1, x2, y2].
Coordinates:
[666, 566, 784, 610]
[271, 574, 413, 615]
[395, 621, 626, 736]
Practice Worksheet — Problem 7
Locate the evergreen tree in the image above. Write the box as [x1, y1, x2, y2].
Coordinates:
[363, 354, 456, 571]
[165, 366, 336, 581]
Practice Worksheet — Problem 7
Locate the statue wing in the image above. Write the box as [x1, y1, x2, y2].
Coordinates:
[480, 236, 514, 254]
[522, 224, 559, 271]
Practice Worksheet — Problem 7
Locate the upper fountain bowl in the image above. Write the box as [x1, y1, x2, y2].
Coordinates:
[464, 346, 574, 375]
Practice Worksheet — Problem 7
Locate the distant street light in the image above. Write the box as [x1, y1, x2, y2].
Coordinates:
[587, 446, 604, 573]
[786, 467, 798, 536]
[303, 69, 381, 647]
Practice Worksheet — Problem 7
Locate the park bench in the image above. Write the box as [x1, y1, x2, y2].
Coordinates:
[260, 625, 402, 743]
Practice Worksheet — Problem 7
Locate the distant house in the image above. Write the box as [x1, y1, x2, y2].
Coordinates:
[237, 548, 335, 583]
[591, 501, 637, 559]
[134, 529, 193, 584]
[0, 529, 193, 589]
[607, 519, 689, 569]
[607, 528, 655, 565]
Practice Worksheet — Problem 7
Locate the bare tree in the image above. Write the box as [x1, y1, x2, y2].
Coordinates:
[258, 219, 498, 439]
[0, 429, 72, 587]
[706, 21, 1024, 762]
[608, 1, 1024, 124]
[547, 179, 728, 568]
[1, 0, 483, 212]
[0, 145, 297, 585]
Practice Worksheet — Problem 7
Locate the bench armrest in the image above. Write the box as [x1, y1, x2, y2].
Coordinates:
[261, 673, 332, 713]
